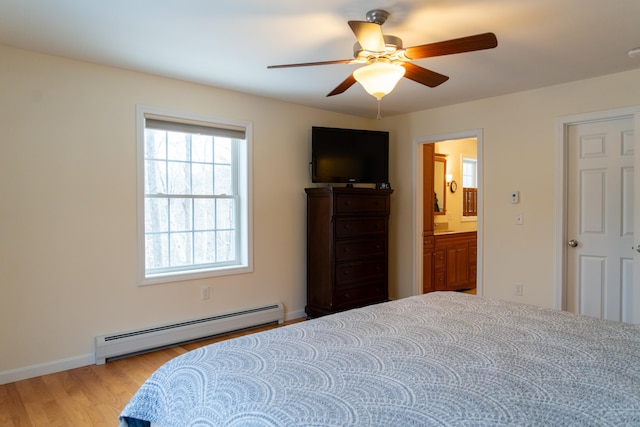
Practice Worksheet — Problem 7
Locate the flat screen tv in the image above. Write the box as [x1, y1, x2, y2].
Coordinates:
[311, 126, 389, 185]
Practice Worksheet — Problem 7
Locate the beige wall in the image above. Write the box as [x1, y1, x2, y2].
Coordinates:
[2, 42, 640, 380]
[0, 45, 373, 377]
[383, 68, 640, 308]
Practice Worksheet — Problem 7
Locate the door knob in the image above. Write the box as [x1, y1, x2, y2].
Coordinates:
[636, 245, 640, 253]
[568, 239, 578, 248]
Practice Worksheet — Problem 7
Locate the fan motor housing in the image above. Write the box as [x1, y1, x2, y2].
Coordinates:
[353, 34, 403, 58]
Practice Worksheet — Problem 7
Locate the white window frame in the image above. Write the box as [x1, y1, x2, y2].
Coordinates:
[136, 105, 252, 285]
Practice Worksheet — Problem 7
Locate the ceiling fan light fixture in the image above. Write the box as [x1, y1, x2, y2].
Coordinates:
[353, 61, 405, 99]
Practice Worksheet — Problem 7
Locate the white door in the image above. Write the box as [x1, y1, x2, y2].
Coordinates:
[566, 117, 635, 322]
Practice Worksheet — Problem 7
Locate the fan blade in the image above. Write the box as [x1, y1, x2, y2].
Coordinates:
[348, 21, 386, 52]
[405, 32, 498, 60]
[268, 59, 355, 69]
[401, 63, 449, 88]
[327, 74, 357, 97]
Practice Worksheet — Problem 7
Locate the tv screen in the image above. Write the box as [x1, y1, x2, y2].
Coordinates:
[311, 126, 389, 184]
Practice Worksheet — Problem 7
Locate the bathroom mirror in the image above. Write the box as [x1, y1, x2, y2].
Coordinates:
[434, 154, 446, 215]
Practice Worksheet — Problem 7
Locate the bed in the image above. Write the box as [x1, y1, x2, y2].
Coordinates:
[119, 292, 640, 426]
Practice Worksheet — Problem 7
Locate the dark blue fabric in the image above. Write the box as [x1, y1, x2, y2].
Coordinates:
[121, 417, 150, 427]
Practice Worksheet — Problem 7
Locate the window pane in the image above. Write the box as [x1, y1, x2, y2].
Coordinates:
[145, 130, 166, 160]
[170, 232, 192, 267]
[168, 161, 191, 194]
[194, 199, 215, 230]
[216, 199, 234, 229]
[167, 132, 190, 161]
[462, 158, 477, 189]
[146, 233, 168, 269]
[216, 230, 235, 262]
[214, 164, 232, 194]
[214, 138, 232, 164]
[192, 135, 213, 163]
[192, 163, 213, 195]
[145, 198, 168, 232]
[169, 198, 192, 232]
[194, 231, 215, 264]
[145, 160, 166, 194]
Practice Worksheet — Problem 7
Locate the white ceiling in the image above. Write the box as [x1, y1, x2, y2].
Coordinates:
[2, 0, 639, 118]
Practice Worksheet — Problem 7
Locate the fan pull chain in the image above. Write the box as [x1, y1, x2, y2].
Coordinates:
[377, 98, 382, 120]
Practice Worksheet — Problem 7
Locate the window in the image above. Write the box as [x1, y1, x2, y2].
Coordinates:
[462, 158, 477, 189]
[137, 106, 252, 285]
[462, 158, 477, 217]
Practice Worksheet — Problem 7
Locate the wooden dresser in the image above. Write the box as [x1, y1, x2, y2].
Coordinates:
[305, 187, 392, 318]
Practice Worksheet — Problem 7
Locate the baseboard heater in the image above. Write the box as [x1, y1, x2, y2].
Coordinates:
[95, 302, 284, 365]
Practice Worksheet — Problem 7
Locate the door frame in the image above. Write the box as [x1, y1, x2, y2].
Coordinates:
[414, 129, 484, 296]
[555, 106, 640, 322]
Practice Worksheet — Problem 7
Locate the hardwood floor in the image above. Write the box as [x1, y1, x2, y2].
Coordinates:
[0, 319, 304, 426]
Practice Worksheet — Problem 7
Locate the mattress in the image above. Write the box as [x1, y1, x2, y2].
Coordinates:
[120, 292, 640, 426]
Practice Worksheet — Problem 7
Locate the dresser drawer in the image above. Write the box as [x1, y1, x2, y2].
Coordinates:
[423, 236, 435, 250]
[335, 217, 386, 237]
[335, 259, 387, 286]
[335, 195, 389, 214]
[335, 239, 386, 261]
[434, 248, 446, 269]
[333, 282, 387, 309]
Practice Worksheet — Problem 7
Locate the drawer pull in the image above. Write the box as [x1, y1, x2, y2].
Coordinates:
[343, 247, 350, 253]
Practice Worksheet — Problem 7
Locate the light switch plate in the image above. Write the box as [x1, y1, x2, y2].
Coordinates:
[511, 191, 519, 204]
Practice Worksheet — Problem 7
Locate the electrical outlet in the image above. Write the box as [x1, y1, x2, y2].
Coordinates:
[514, 212, 524, 225]
[201, 286, 210, 300]
[513, 283, 523, 296]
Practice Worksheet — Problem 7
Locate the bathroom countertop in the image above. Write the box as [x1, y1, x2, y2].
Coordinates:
[434, 230, 477, 235]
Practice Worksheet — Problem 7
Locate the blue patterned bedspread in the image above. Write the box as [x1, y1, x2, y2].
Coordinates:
[120, 292, 640, 426]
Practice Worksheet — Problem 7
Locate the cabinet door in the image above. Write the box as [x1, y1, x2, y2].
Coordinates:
[423, 237, 435, 293]
[423, 250, 434, 293]
[446, 243, 469, 290]
[469, 243, 477, 288]
[433, 248, 447, 291]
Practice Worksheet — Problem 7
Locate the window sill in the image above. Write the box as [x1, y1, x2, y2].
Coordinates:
[139, 264, 252, 286]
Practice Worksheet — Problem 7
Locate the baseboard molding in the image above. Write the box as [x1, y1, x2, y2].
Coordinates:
[284, 308, 306, 321]
[0, 353, 94, 385]
[1, 308, 307, 385]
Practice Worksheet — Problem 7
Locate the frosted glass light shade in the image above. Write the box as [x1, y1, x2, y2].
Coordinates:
[353, 62, 405, 100]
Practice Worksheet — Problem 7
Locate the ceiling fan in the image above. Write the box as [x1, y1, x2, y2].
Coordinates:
[268, 9, 498, 101]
